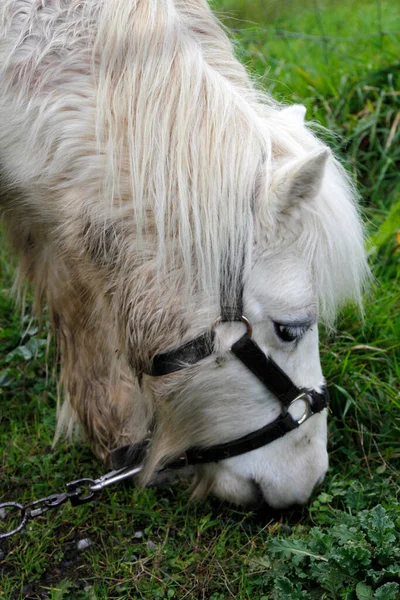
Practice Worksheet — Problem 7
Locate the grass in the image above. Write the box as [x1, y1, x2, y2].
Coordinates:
[1, 0, 400, 599]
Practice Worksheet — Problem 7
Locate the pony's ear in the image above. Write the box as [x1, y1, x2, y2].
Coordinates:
[281, 104, 307, 124]
[272, 149, 329, 212]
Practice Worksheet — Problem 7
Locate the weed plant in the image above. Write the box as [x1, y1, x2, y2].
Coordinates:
[0, 0, 399, 598]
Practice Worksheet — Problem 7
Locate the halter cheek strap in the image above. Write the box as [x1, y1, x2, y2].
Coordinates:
[151, 332, 216, 376]
[111, 319, 329, 471]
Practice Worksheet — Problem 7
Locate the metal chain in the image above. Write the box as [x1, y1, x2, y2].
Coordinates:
[0, 464, 143, 540]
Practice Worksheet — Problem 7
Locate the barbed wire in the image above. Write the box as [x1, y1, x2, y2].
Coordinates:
[229, 26, 400, 69]
[232, 28, 400, 43]
[226, 0, 399, 49]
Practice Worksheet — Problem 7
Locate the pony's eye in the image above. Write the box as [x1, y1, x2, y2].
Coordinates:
[274, 322, 309, 343]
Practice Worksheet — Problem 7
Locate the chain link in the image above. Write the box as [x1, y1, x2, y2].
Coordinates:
[0, 464, 143, 540]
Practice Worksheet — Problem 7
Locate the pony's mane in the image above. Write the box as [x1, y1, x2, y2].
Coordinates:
[1, 0, 368, 321]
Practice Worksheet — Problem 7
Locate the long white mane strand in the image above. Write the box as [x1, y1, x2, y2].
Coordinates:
[92, 0, 277, 307]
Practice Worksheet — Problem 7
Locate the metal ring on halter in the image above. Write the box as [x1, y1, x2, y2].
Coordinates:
[287, 393, 314, 425]
[212, 314, 253, 338]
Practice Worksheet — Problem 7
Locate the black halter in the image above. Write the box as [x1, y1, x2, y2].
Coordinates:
[111, 313, 329, 472]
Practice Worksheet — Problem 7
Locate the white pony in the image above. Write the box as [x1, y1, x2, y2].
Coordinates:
[0, 0, 368, 508]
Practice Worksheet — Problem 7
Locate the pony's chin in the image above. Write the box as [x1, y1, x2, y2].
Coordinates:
[210, 468, 328, 509]
[256, 469, 328, 509]
[209, 473, 264, 507]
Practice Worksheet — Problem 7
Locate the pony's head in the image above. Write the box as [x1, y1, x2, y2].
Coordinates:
[137, 108, 368, 508]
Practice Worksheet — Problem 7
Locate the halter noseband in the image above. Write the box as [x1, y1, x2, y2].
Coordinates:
[111, 314, 329, 472]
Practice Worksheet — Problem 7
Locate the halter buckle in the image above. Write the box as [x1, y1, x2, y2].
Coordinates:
[287, 392, 314, 425]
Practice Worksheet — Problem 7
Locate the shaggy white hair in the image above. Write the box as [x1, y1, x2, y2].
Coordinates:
[0, 0, 367, 321]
